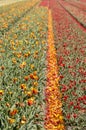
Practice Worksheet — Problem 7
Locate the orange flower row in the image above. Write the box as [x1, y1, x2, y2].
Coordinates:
[45, 10, 65, 130]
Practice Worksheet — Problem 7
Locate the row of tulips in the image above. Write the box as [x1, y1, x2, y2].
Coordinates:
[45, 10, 65, 130]
[0, 3, 48, 129]
[0, 0, 32, 13]
[49, 0, 86, 130]
[80, 0, 86, 2]
[0, 0, 40, 34]
[65, 0, 86, 4]
[59, 0, 86, 27]
[66, 0, 86, 11]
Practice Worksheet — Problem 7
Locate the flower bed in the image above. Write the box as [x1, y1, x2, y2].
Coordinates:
[67, 1, 86, 11]
[0, 5, 48, 129]
[0, 0, 86, 129]
[49, 0, 86, 129]
[0, 0, 40, 34]
[45, 9, 65, 130]
[59, 0, 86, 27]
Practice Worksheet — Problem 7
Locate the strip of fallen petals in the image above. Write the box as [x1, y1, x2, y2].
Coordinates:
[45, 10, 65, 130]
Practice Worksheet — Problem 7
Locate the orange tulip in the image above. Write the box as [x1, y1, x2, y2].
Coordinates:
[10, 109, 18, 116]
[27, 97, 34, 106]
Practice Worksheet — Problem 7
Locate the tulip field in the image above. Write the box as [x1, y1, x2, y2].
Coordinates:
[0, 0, 86, 130]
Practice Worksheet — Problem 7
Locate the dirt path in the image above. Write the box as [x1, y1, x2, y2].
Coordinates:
[0, 0, 25, 7]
